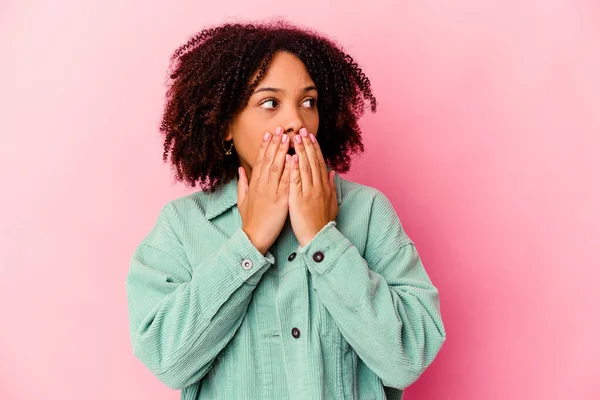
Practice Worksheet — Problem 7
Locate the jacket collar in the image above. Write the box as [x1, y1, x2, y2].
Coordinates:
[205, 165, 343, 220]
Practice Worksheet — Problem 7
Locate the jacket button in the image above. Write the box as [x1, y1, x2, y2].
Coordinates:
[312, 251, 324, 263]
[241, 259, 253, 270]
[291, 327, 301, 338]
[288, 252, 296, 261]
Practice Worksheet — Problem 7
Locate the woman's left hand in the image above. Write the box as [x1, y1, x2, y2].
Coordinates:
[289, 128, 339, 247]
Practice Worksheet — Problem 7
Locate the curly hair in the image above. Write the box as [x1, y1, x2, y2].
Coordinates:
[160, 20, 377, 192]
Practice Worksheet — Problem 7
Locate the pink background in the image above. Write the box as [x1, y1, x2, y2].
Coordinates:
[1, 1, 599, 399]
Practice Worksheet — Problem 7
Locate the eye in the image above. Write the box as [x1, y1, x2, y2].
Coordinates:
[302, 98, 317, 108]
[260, 99, 279, 109]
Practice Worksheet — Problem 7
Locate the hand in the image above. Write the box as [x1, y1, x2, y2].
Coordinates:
[237, 127, 293, 255]
[289, 128, 339, 247]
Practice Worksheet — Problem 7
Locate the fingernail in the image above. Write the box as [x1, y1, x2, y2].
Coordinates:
[300, 128, 308, 137]
[294, 154, 299, 162]
[286, 154, 291, 163]
[282, 134, 288, 143]
[264, 132, 270, 141]
[309, 133, 316, 143]
[275, 127, 283, 135]
[295, 135, 302, 143]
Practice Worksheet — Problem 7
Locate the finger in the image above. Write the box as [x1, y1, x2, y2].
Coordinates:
[329, 169, 336, 192]
[262, 127, 284, 185]
[301, 129, 324, 189]
[278, 153, 292, 195]
[237, 166, 248, 205]
[294, 131, 312, 191]
[291, 153, 302, 195]
[310, 133, 329, 186]
[268, 127, 289, 188]
[252, 131, 273, 184]
[329, 170, 338, 215]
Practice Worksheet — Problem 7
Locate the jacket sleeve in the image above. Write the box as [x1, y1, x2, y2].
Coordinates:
[126, 203, 274, 390]
[298, 192, 446, 389]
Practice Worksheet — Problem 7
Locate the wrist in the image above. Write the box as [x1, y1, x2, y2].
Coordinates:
[242, 227, 269, 255]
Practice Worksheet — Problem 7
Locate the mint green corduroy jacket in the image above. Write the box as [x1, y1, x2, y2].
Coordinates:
[126, 171, 446, 399]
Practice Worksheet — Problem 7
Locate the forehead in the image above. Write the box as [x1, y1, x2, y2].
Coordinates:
[254, 51, 315, 88]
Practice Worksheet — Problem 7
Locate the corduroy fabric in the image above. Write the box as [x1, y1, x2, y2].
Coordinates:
[126, 170, 446, 400]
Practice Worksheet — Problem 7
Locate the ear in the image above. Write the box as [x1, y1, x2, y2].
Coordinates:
[223, 130, 233, 141]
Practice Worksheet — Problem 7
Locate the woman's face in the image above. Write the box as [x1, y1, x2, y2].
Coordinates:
[224, 51, 319, 180]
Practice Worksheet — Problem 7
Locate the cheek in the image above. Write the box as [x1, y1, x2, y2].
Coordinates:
[308, 112, 319, 134]
[239, 135, 262, 160]
[242, 134, 270, 168]
[232, 112, 270, 161]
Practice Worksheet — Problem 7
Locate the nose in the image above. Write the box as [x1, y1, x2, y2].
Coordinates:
[282, 107, 304, 146]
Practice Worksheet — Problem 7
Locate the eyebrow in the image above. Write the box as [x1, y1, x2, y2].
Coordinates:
[252, 85, 318, 95]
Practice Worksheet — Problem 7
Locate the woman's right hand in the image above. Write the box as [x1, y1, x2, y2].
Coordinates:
[237, 127, 292, 255]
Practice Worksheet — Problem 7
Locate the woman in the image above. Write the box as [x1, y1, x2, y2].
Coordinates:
[126, 20, 446, 400]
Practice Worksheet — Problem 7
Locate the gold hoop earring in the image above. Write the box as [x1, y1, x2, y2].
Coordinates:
[222, 139, 234, 156]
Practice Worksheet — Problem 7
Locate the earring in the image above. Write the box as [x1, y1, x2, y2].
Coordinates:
[222, 138, 234, 156]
